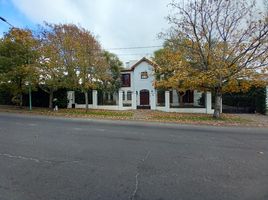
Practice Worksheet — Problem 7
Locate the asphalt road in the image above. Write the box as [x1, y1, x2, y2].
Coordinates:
[0, 112, 268, 200]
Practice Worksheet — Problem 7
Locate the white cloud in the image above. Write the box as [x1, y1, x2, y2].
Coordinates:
[11, 0, 84, 23]
[11, 0, 172, 63]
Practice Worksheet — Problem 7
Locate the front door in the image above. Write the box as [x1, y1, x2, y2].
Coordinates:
[140, 90, 150, 105]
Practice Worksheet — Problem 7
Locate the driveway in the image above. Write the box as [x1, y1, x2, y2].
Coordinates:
[0, 112, 267, 200]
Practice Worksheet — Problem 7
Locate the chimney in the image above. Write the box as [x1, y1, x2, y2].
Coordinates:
[125, 62, 130, 68]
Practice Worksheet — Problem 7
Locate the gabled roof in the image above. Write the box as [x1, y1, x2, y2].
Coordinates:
[121, 57, 158, 72]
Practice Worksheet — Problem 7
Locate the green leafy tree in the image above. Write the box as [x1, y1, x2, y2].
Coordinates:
[99, 51, 123, 95]
[0, 28, 39, 107]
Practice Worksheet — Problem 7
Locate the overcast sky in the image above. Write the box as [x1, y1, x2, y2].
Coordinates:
[0, 0, 175, 64]
[0, 0, 265, 64]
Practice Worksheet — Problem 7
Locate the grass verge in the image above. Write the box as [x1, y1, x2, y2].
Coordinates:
[0, 105, 259, 127]
[150, 113, 249, 123]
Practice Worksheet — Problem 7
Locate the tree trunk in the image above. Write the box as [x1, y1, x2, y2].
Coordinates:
[179, 92, 186, 106]
[49, 91, 54, 109]
[84, 91, 89, 111]
[213, 91, 222, 119]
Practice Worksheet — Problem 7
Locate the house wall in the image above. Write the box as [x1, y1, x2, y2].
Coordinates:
[132, 61, 155, 106]
[119, 61, 156, 106]
[121, 71, 134, 105]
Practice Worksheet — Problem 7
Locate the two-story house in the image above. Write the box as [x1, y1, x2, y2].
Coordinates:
[68, 57, 214, 113]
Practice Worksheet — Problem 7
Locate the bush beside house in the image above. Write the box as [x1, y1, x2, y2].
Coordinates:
[222, 87, 267, 114]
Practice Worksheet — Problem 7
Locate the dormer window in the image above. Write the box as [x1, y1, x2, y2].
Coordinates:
[141, 71, 148, 79]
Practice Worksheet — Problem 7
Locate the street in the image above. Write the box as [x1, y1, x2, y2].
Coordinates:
[0, 112, 267, 200]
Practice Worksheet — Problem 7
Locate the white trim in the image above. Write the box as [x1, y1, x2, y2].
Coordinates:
[156, 107, 214, 114]
[74, 104, 133, 111]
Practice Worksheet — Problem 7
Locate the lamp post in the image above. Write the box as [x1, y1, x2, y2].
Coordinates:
[29, 83, 32, 111]
[26, 81, 32, 111]
[25, 81, 32, 111]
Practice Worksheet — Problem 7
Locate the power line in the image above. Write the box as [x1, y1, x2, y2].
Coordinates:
[0, 16, 14, 28]
[105, 45, 162, 51]
[116, 53, 154, 56]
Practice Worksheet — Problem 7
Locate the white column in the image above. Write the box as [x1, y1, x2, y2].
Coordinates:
[155, 90, 158, 107]
[115, 92, 119, 105]
[67, 91, 75, 108]
[119, 90, 123, 110]
[132, 91, 137, 109]
[151, 90, 156, 110]
[206, 92, 212, 114]
[165, 91, 170, 112]
[92, 90, 98, 109]
[137, 91, 140, 106]
[172, 90, 179, 106]
[194, 90, 202, 107]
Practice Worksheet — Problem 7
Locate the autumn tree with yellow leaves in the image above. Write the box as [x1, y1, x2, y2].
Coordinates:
[39, 23, 110, 111]
[73, 25, 108, 110]
[155, 0, 268, 118]
[37, 25, 66, 109]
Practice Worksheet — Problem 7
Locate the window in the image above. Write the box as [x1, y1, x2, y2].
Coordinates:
[121, 74, 131, 87]
[141, 71, 148, 79]
[127, 91, 132, 101]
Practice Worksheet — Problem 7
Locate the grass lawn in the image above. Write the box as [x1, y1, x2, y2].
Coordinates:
[0, 106, 134, 120]
[149, 112, 248, 122]
[147, 112, 251, 126]
[58, 109, 134, 118]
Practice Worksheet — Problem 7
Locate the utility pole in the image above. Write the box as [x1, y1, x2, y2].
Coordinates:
[29, 83, 32, 111]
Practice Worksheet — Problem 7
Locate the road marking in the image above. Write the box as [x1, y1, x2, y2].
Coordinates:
[28, 123, 37, 127]
[0, 153, 51, 164]
[73, 127, 83, 131]
[95, 128, 106, 132]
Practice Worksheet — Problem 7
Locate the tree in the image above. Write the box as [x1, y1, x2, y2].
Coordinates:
[37, 25, 66, 109]
[48, 24, 80, 90]
[0, 28, 39, 107]
[157, 0, 268, 118]
[74, 26, 107, 110]
[45, 23, 109, 111]
[99, 51, 123, 95]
